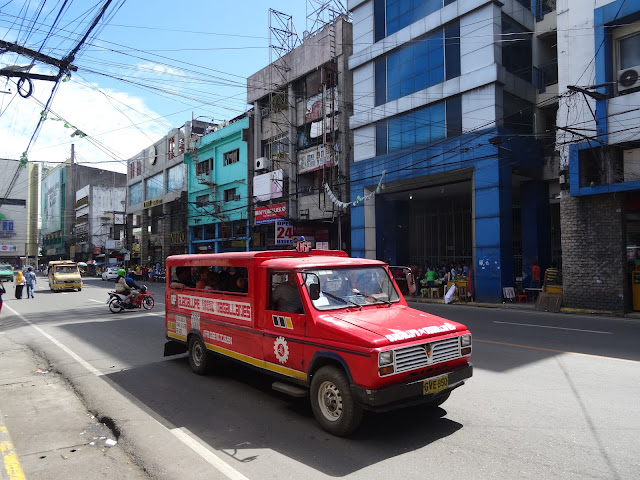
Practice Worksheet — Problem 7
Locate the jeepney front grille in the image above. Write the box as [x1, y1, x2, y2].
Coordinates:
[394, 337, 461, 373]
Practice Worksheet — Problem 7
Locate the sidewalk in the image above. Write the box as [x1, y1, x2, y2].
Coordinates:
[0, 335, 149, 480]
[407, 295, 639, 318]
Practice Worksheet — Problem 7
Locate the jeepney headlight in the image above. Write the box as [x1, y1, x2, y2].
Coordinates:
[379, 350, 394, 366]
[461, 334, 472, 347]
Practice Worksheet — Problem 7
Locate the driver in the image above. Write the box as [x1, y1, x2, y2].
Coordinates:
[115, 269, 133, 305]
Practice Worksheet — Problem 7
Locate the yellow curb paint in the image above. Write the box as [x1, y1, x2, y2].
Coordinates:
[0, 427, 26, 480]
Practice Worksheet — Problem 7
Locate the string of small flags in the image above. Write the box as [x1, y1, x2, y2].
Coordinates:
[324, 170, 386, 209]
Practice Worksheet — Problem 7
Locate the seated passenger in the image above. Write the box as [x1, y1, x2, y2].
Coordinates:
[170, 266, 196, 289]
[195, 267, 209, 290]
[272, 272, 303, 313]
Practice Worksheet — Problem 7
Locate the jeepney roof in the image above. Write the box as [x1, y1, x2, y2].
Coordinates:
[165, 250, 384, 270]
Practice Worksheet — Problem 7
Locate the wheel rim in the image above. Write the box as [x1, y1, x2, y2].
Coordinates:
[143, 297, 154, 309]
[192, 341, 204, 367]
[317, 380, 343, 422]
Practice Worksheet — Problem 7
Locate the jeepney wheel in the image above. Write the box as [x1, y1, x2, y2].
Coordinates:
[77, 287, 82, 292]
[188, 336, 210, 375]
[142, 296, 155, 310]
[426, 391, 450, 407]
[310, 366, 363, 436]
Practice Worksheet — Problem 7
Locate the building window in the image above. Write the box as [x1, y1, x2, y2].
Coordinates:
[168, 137, 175, 160]
[167, 164, 184, 192]
[375, 24, 459, 106]
[502, 15, 533, 83]
[224, 188, 237, 202]
[619, 32, 640, 70]
[224, 149, 240, 166]
[374, 0, 456, 42]
[196, 194, 209, 208]
[136, 159, 142, 176]
[146, 172, 164, 200]
[375, 96, 460, 154]
[196, 158, 212, 175]
[503, 92, 534, 134]
[129, 162, 135, 179]
[129, 182, 142, 205]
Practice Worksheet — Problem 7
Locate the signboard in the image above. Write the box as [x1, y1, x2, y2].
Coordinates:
[253, 170, 283, 201]
[143, 198, 163, 208]
[316, 241, 329, 250]
[298, 145, 335, 174]
[255, 202, 286, 225]
[275, 220, 293, 245]
[42, 168, 62, 234]
[93, 247, 101, 254]
[0, 244, 17, 252]
[0, 219, 15, 239]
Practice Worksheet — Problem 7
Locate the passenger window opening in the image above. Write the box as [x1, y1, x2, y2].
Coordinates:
[270, 270, 304, 314]
[169, 265, 248, 295]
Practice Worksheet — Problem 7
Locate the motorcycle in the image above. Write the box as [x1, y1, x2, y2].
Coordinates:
[107, 285, 155, 313]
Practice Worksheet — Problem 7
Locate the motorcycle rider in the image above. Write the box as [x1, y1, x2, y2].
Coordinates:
[124, 273, 142, 306]
[114, 268, 134, 305]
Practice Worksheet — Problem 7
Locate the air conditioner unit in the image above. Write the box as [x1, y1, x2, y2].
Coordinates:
[618, 67, 640, 92]
[255, 157, 270, 171]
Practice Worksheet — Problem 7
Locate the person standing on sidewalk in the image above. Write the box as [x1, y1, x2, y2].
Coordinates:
[14, 270, 24, 299]
[25, 267, 36, 298]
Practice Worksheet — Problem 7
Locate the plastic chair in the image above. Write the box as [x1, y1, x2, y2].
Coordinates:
[429, 287, 440, 298]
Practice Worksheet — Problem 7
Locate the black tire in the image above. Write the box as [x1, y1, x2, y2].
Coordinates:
[310, 366, 363, 436]
[142, 296, 155, 310]
[425, 391, 451, 407]
[77, 287, 82, 292]
[188, 336, 210, 375]
[108, 298, 123, 313]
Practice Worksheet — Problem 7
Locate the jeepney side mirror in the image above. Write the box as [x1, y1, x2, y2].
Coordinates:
[309, 283, 320, 300]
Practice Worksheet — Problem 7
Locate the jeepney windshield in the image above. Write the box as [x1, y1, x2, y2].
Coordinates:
[303, 266, 400, 310]
[55, 266, 77, 274]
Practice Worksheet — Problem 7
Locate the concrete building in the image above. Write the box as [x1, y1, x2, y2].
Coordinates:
[185, 114, 253, 253]
[126, 120, 214, 265]
[347, 0, 560, 302]
[74, 183, 126, 263]
[0, 159, 38, 266]
[247, 16, 353, 250]
[557, 0, 640, 312]
[41, 160, 126, 263]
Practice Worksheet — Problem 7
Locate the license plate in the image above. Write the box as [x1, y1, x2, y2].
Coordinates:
[423, 374, 449, 395]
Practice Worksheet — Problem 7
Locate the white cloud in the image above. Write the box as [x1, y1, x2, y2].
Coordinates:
[0, 77, 170, 173]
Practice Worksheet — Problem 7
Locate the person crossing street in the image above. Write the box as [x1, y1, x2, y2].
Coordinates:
[25, 267, 37, 298]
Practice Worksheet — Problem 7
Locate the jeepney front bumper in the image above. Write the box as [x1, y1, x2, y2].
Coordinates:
[351, 363, 473, 412]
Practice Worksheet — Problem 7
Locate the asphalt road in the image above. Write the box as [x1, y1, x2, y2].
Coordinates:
[0, 275, 638, 480]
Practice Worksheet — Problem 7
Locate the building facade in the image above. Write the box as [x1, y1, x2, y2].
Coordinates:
[557, 0, 640, 312]
[41, 160, 126, 264]
[185, 115, 253, 253]
[126, 121, 216, 265]
[247, 16, 353, 251]
[0, 159, 38, 266]
[347, 0, 560, 302]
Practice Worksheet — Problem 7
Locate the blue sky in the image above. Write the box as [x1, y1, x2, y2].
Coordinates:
[0, 1, 330, 171]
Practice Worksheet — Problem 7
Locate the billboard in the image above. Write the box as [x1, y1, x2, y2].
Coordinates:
[42, 168, 62, 235]
[253, 170, 283, 202]
[255, 202, 286, 225]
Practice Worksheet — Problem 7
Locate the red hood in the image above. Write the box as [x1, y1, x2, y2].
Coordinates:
[318, 304, 468, 346]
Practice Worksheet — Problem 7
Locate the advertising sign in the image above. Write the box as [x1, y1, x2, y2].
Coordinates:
[275, 220, 293, 245]
[255, 202, 286, 225]
[253, 170, 283, 202]
[0, 219, 15, 239]
[0, 244, 16, 252]
[42, 168, 62, 234]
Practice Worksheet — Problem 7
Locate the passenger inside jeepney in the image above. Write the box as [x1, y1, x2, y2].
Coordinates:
[271, 271, 303, 313]
[170, 266, 196, 289]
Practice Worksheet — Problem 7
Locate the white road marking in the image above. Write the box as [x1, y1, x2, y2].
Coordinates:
[4, 303, 246, 480]
[171, 428, 251, 480]
[493, 320, 612, 334]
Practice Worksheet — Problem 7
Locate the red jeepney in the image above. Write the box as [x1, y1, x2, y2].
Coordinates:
[163, 248, 472, 436]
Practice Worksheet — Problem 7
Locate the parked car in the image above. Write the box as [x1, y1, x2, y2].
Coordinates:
[101, 267, 120, 281]
[0, 264, 14, 282]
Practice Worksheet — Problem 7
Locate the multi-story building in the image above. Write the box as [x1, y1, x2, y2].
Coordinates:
[73, 182, 126, 263]
[0, 159, 38, 266]
[557, 0, 640, 312]
[185, 114, 253, 253]
[347, 0, 559, 302]
[126, 120, 215, 266]
[247, 16, 353, 251]
[41, 159, 126, 263]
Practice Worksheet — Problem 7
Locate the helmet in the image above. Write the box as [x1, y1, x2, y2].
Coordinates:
[117, 269, 126, 276]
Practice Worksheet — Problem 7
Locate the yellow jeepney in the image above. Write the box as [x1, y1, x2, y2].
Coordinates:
[48, 261, 83, 292]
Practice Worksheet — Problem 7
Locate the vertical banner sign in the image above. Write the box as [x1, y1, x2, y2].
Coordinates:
[275, 220, 293, 245]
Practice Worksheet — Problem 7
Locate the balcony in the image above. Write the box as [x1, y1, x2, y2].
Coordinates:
[533, 58, 558, 93]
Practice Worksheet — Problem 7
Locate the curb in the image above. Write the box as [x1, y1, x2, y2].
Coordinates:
[560, 307, 617, 316]
[0, 407, 26, 480]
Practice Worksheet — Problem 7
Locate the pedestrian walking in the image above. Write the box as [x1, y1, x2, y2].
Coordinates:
[15, 270, 24, 299]
[0, 280, 5, 314]
[25, 267, 36, 298]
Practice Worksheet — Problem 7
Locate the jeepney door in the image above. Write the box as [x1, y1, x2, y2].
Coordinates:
[263, 270, 306, 374]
